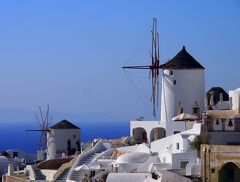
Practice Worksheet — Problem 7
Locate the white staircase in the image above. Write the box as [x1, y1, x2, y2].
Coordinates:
[67, 141, 111, 182]
[68, 152, 102, 181]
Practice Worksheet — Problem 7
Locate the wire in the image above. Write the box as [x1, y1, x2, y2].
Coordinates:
[124, 28, 151, 67]
[123, 69, 155, 116]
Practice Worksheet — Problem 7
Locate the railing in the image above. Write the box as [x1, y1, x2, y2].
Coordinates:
[93, 148, 116, 161]
[67, 141, 110, 182]
[26, 165, 36, 180]
[92, 169, 110, 180]
[52, 155, 78, 181]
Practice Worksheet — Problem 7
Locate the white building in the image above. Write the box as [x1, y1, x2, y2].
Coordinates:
[47, 119, 81, 159]
[204, 87, 240, 145]
[131, 46, 205, 143]
[0, 149, 35, 174]
[160, 46, 205, 136]
[6, 149, 35, 164]
[229, 87, 240, 112]
[6, 47, 240, 182]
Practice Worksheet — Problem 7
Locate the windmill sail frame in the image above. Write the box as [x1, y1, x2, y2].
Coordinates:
[122, 18, 161, 117]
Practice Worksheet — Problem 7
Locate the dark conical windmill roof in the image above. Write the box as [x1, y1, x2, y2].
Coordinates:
[160, 46, 205, 70]
[50, 119, 80, 129]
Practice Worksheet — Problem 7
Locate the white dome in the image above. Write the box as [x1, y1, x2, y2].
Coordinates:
[116, 152, 150, 164]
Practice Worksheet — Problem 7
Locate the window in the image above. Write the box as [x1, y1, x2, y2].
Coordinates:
[211, 168, 215, 173]
[229, 97, 232, 109]
[173, 80, 176, 85]
[13, 152, 18, 158]
[163, 157, 166, 163]
[180, 161, 188, 169]
[176, 143, 180, 150]
[180, 108, 184, 113]
[169, 70, 173, 75]
[174, 131, 180, 134]
[193, 107, 200, 114]
[73, 134, 76, 139]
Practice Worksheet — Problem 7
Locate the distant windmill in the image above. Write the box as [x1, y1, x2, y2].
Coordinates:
[26, 105, 53, 150]
[122, 18, 161, 117]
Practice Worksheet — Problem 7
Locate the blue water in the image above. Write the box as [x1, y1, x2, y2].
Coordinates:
[0, 121, 129, 153]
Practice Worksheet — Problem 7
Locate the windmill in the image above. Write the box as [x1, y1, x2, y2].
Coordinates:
[26, 105, 53, 150]
[122, 18, 161, 117]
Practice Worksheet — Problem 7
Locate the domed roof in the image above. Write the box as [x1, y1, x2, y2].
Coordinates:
[50, 120, 80, 129]
[116, 152, 150, 164]
[206, 87, 229, 107]
[160, 46, 205, 70]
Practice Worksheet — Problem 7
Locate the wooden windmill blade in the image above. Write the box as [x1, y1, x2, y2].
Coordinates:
[26, 105, 53, 150]
[122, 18, 161, 117]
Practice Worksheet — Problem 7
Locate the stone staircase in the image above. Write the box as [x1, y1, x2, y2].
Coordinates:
[33, 168, 46, 180]
[56, 168, 70, 182]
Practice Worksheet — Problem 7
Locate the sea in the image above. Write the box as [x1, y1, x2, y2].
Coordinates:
[0, 121, 129, 154]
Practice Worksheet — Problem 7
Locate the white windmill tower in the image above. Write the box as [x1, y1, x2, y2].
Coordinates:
[160, 46, 205, 136]
[47, 119, 81, 159]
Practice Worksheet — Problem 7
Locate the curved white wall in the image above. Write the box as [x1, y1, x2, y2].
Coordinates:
[229, 89, 240, 112]
[47, 128, 80, 159]
[161, 69, 205, 136]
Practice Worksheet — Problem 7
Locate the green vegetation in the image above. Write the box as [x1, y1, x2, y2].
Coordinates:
[190, 134, 210, 151]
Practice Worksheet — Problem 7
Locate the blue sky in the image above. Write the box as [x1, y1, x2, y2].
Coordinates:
[0, 0, 239, 121]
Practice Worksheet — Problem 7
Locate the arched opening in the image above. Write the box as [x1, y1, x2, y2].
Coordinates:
[219, 162, 240, 182]
[132, 127, 147, 144]
[150, 127, 166, 142]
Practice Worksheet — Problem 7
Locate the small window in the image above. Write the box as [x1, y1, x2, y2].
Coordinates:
[180, 161, 188, 169]
[229, 97, 233, 109]
[193, 107, 200, 114]
[13, 152, 18, 158]
[174, 131, 180, 134]
[163, 157, 166, 163]
[211, 168, 215, 173]
[169, 70, 173, 75]
[173, 80, 176, 85]
[180, 108, 184, 113]
[176, 143, 180, 150]
[73, 134, 76, 139]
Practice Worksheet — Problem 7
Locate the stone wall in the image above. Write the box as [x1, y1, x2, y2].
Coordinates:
[2, 176, 28, 182]
[201, 144, 240, 182]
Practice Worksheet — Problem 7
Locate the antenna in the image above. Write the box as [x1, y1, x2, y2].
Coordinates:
[26, 104, 53, 150]
[122, 18, 161, 117]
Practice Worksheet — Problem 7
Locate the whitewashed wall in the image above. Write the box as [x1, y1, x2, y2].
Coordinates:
[130, 121, 165, 143]
[229, 89, 240, 112]
[160, 69, 205, 136]
[47, 128, 80, 159]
